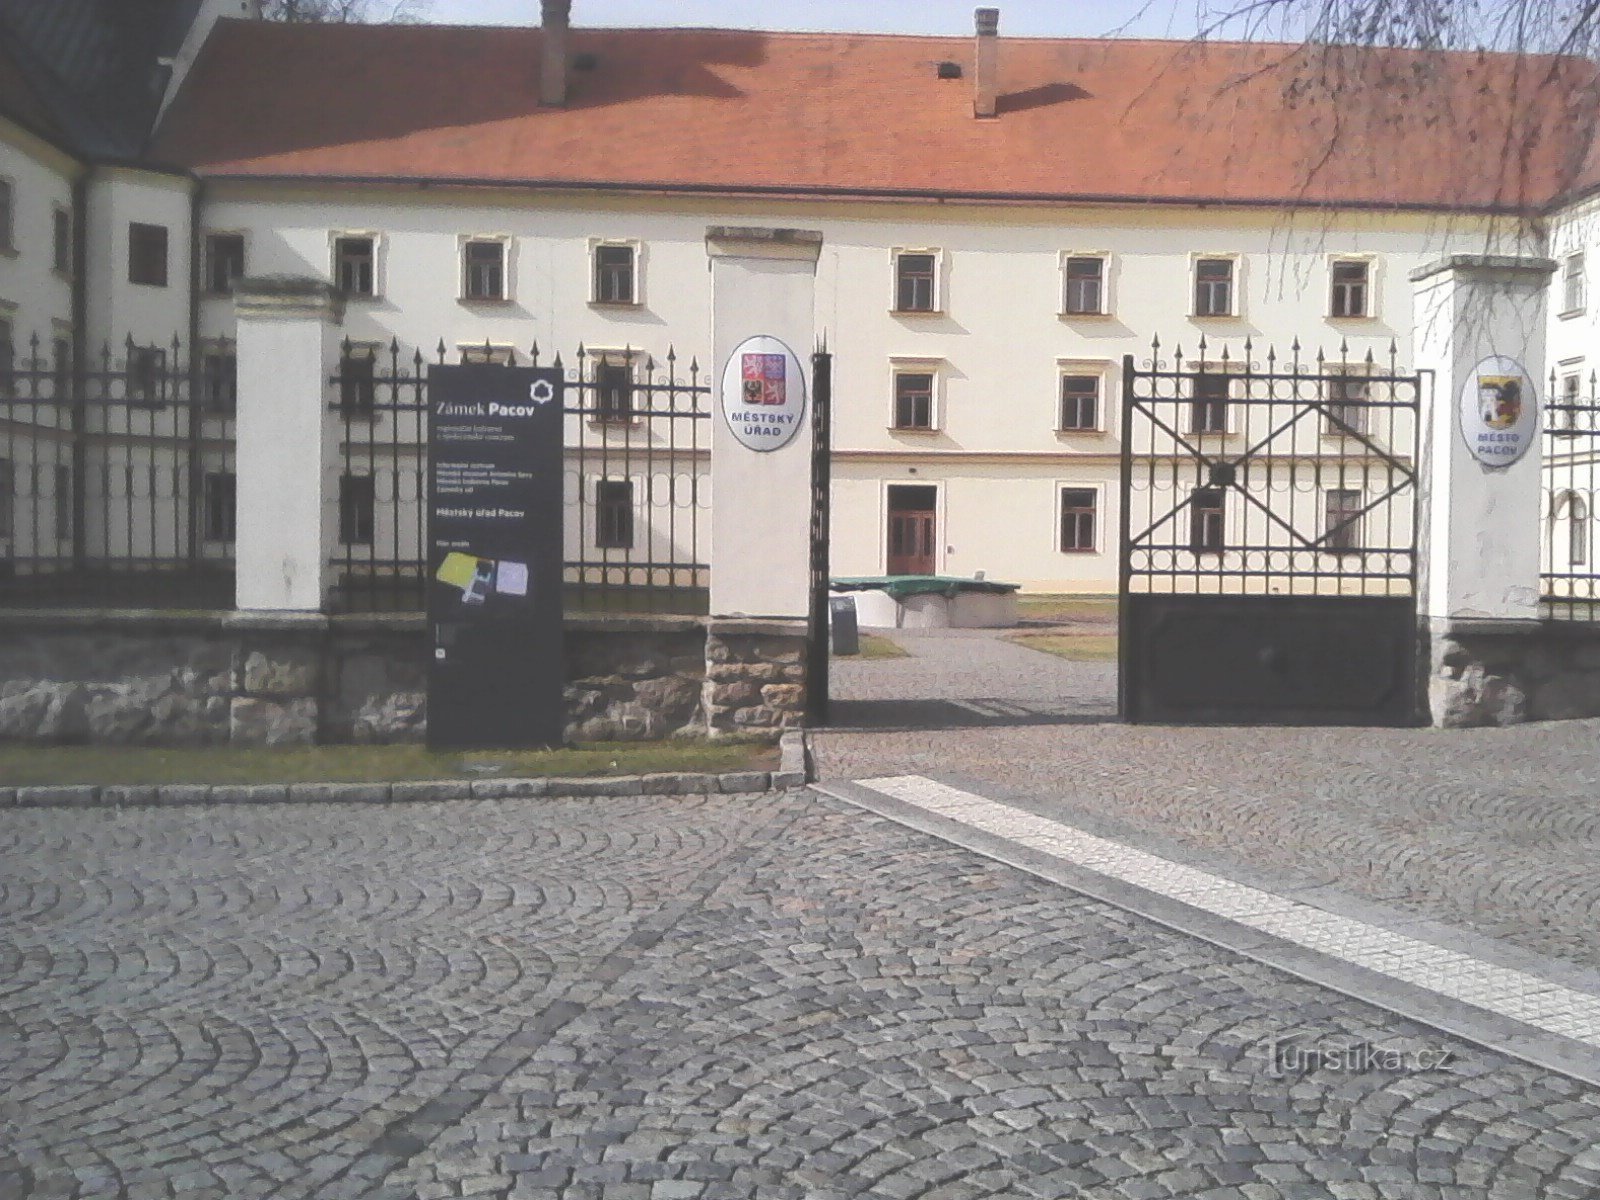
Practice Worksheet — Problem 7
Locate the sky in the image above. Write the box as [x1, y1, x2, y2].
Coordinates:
[415, 0, 1293, 41]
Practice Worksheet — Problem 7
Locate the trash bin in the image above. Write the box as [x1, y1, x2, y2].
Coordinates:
[829, 595, 860, 656]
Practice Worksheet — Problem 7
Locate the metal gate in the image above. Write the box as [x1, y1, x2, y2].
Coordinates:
[805, 346, 833, 724]
[1118, 339, 1423, 725]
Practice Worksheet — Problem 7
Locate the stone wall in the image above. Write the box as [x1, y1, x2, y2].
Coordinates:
[0, 611, 809, 746]
[1426, 618, 1600, 727]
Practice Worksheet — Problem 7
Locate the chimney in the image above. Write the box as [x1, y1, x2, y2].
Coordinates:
[541, 0, 571, 107]
[973, 7, 999, 119]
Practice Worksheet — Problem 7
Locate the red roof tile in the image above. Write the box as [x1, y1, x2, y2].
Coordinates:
[152, 20, 1600, 212]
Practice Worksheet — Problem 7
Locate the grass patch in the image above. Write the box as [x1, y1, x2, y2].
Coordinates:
[1010, 633, 1120, 662]
[1016, 594, 1118, 624]
[0, 738, 778, 787]
[837, 632, 909, 660]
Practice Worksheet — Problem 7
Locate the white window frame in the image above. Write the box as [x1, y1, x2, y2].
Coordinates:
[890, 247, 944, 315]
[330, 230, 384, 299]
[1186, 363, 1243, 435]
[459, 235, 513, 303]
[587, 346, 646, 426]
[1328, 255, 1376, 320]
[1323, 487, 1365, 554]
[1190, 254, 1240, 319]
[1321, 362, 1374, 438]
[589, 239, 643, 306]
[202, 230, 247, 296]
[1055, 358, 1112, 434]
[1060, 251, 1111, 317]
[887, 356, 944, 432]
[0, 176, 15, 255]
[1563, 252, 1587, 317]
[1056, 481, 1104, 554]
[455, 341, 519, 365]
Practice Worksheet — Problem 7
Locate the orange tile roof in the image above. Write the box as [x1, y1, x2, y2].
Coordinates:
[152, 20, 1600, 213]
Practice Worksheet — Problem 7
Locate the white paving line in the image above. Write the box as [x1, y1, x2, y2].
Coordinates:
[858, 774, 1600, 1046]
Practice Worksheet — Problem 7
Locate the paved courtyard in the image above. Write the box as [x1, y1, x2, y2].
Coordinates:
[7, 791, 1600, 1199]
[818, 628, 1600, 972]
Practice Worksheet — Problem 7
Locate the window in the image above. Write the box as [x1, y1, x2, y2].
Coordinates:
[1571, 495, 1590, 567]
[1330, 260, 1369, 318]
[1193, 257, 1234, 317]
[203, 472, 236, 542]
[1324, 368, 1370, 435]
[202, 349, 237, 414]
[1189, 373, 1229, 433]
[334, 235, 376, 297]
[593, 244, 636, 304]
[462, 239, 506, 301]
[1063, 256, 1104, 315]
[1324, 488, 1363, 553]
[339, 474, 374, 545]
[204, 233, 245, 295]
[1565, 253, 1587, 315]
[1060, 488, 1097, 553]
[458, 343, 516, 366]
[52, 336, 70, 398]
[52, 207, 70, 274]
[893, 370, 935, 430]
[129, 345, 167, 405]
[593, 358, 635, 424]
[54, 463, 71, 542]
[0, 317, 12, 397]
[128, 222, 168, 287]
[0, 180, 13, 252]
[894, 251, 938, 313]
[596, 479, 634, 549]
[1059, 374, 1100, 432]
[1190, 488, 1225, 553]
[0, 457, 12, 535]
[338, 346, 377, 414]
[1560, 371, 1584, 431]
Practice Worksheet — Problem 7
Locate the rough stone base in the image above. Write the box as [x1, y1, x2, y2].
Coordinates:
[1427, 618, 1600, 727]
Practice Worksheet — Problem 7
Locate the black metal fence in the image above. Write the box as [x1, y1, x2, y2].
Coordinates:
[1543, 369, 1600, 620]
[0, 332, 236, 608]
[329, 340, 711, 614]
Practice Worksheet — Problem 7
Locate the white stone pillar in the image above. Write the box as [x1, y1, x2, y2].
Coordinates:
[232, 277, 345, 611]
[706, 227, 823, 619]
[1412, 255, 1554, 623]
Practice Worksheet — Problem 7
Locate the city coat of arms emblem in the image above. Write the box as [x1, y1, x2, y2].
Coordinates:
[1478, 375, 1523, 430]
[742, 353, 787, 405]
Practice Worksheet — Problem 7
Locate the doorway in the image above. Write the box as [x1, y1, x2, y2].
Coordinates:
[886, 484, 938, 575]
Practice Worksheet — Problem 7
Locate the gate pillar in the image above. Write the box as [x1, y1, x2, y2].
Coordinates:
[1412, 254, 1556, 724]
[705, 227, 822, 619]
[232, 276, 345, 611]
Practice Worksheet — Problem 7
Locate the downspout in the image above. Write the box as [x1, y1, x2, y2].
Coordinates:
[69, 168, 89, 570]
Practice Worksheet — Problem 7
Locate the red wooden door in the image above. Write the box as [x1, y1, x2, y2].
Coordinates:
[887, 510, 936, 575]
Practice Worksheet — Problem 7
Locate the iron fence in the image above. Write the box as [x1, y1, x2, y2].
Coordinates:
[0, 331, 235, 608]
[329, 340, 711, 614]
[1543, 369, 1600, 620]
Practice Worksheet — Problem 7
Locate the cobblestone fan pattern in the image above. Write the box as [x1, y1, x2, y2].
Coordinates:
[817, 631, 1600, 971]
[9, 795, 1600, 1199]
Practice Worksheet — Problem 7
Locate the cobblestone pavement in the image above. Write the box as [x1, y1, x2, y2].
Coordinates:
[816, 629, 1600, 972]
[9, 794, 1600, 1198]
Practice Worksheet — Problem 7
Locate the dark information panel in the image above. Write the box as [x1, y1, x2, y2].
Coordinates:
[427, 364, 565, 748]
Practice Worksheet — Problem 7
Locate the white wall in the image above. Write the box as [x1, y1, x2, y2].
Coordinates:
[0, 120, 79, 356]
[84, 167, 195, 355]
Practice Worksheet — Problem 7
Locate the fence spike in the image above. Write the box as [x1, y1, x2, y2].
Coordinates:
[1196, 333, 1208, 360]
[389, 336, 400, 357]
[689, 356, 699, 377]
[552, 351, 564, 372]
[1339, 337, 1349, 361]
[531, 340, 540, 366]
[435, 339, 447, 363]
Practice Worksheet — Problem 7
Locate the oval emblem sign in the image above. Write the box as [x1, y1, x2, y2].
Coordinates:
[720, 335, 807, 453]
[1459, 354, 1537, 468]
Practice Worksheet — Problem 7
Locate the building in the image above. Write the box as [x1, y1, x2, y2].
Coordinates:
[1, 0, 1595, 597]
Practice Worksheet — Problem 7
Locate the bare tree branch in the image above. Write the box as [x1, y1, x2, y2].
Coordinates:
[261, 0, 430, 23]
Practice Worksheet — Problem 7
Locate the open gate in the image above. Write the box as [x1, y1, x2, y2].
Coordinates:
[1118, 339, 1423, 725]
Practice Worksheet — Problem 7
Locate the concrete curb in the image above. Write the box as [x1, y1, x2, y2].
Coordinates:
[0, 731, 813, 808]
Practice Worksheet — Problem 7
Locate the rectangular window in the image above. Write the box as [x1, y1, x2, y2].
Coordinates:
[129, 345, 167, 405]
[1193, 258, 1234, 317]
[1059, 487, 1097, 553]
[1063, 256, 1104, 315]
[54, 463, 71, 542]
[128, 222, 168, 287]
[462, 239, 506, 301]
[339, 348, 375, 414]
[1325, 369, 1369, 434]
[1059, 374, 1100, 432]
[0, 457, 12, 535]
[202, 350, 237, 414]
[1330, 260, 1369, 318]
[894, 252, 937, 313]
[1189, 373, 1229, 433]
[1325, 488, 1363, 553]
[893, 371, 935, 430]
[594, 360, 635, 423]
[334, 235, 375, 296]
[52, 336, 70, 398]
[203, 471, 236, 542]
[593, 244, 636, 304]
[1190, 487, 1225, 553]
[52, 207, 70, 273]
[0, 179, 13, 251]
[339, 474, 374, 545]
[595, 479, 634, 549]
[0, 317, 12, 397]
[205, 233, 245, 295]
[459, 343, 516, 366]
[1560, 372, 1584, 431]
[1566, 253, 1587, 314]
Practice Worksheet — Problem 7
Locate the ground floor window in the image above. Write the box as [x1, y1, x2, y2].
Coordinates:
[1059, 487, 1097, 552]
[596, 479, 634, 549]
[339, 474, 374, 545]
